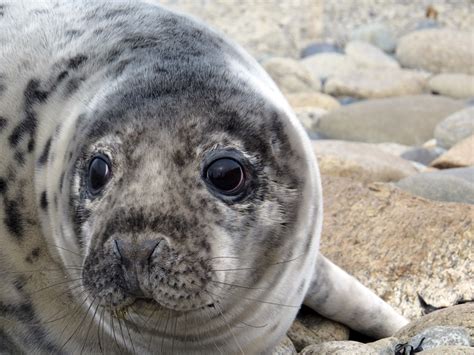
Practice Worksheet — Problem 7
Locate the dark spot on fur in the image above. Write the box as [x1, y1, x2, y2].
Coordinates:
[65, 29, 84, 39]
[0, 116, 7, 132]
[64, 76, 84, 96]
[40, 191, 48, 210]
[56, 70, 69, 84]
[0, 178, 6, 194]
[38, 138, 51, 165]
[59, 172, 65, 191]
[67, 54, 88, 69]
[9, 79, 48, 147]
[172, 150, 186, 167]
[27, 137, 35, 152]
[25, 247, 41, 264]
[3, 199, 23, 238]
[14, 151, 25, 166]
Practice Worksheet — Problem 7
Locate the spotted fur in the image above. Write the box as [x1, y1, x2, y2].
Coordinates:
[0, 1, 408, 353]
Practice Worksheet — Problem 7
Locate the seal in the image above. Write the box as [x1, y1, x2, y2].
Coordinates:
[0, 1, 408, 353]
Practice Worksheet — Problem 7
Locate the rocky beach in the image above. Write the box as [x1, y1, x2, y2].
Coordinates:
[163, 1, 474, 353]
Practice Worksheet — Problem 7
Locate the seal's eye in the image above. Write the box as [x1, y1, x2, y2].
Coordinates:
[87, 155, 112, 195]
[205, 158, 244, 195]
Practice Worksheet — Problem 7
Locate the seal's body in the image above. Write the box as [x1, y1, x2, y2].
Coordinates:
[0, 1, 407, 353]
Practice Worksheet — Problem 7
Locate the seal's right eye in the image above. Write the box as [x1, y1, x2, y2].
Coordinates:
[205, 158, 245, 195]
[87, 155, 112, 196]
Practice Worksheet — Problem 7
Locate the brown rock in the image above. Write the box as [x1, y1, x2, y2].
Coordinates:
[300, 341, 376, 355]
[367, 337, 400, 354]
[319, 176, 474, 319]
[315, 95, 465, 145]
[160, 0, 323, 60]
[272, 336, 297, 355]
[314, 140, 419, 183]
[263, 57, 321, 94]
[286, 92, 341, 111]
[324, 68, 428, 99]
[394, 304, 474, 341]
[431, 134, 474, 168]
[287, 307, 350, 351]
[419, 346, 474, 354]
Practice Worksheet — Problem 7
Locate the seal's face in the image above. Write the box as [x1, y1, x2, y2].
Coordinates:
[51, 62, 313, 350]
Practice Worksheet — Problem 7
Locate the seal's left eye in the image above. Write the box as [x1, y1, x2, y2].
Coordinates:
[205, 158, 245, 195]
[87, 155, 112, 195]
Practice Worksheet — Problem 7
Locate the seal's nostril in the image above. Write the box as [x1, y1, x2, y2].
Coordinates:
[114, 239, 161, 268]
[113, 239, 123, 259]
[147, 240, 161, 263]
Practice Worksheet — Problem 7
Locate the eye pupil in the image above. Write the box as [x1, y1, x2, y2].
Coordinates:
[88, 156, 111, 195]
[206, 158, 244, 193]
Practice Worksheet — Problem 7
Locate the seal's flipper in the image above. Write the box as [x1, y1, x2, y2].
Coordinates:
[304, 254, 409, 338]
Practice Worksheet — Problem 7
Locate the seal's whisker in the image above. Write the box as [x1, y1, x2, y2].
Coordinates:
[0, 267, 82, 275]
[205, 291, 244, 355]
[116, 312, 130, 354]
[124, 308, 147, 344]
[210, 279, 267, 290]
[123, 313, 137, 355]
[210, 253, 305, 272]
[45, 242, 82, 257]
[80, 300, 101, 355]
[59, 296, 97, 352]
[28, 278, 83, 295]
[236, 319, 268, 329]
[160, 309, 172, 354]
[205, 307, 223, 354]
[208, 287, 300, 309]
[97, 305, 105, 355]
[110, 309, 121, 354]
[171, 312, 178, 354]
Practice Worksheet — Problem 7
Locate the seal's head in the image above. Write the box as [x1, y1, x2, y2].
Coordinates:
[39, 5, 321, 352]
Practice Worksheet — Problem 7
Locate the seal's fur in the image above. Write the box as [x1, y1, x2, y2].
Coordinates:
[0, 1, 407, 353]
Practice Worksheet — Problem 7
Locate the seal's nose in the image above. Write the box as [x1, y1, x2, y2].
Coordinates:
[113, 239, 160, 269]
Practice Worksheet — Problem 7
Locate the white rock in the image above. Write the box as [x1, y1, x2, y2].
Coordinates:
[428, 73, 474, 99]
[396, 29, 474, 74]
[301, 53, 358, 81]
[434, 106, 474, 149]
[349, 23, 397, 53]
[345, 41, 400, 69]
[324, 68, 429, 99]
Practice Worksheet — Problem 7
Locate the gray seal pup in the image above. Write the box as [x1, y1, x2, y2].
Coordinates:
[0, 0, 408, 353]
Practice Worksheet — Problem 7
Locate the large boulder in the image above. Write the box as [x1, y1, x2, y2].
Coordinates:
[396, 170, 474, 204]
[324, 68, 428, 99]
[314, 95, 465, 145]
[159, 0, 322, 60]
[396, 29, 474, 74]
[263, 57, 321, 94]
[428, 73, 474, 99]
[431, 134, 474, 168]
[434, 107, 474, 149]
[319, 175, 474, 319]
[395, 304, 474, 342]
[313, 140, 419, 183]
[300, 341, 376, 355]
